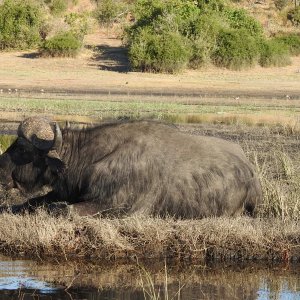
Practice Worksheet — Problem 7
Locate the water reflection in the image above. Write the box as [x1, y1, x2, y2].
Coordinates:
[0, 255, 299, 299]
[258, 278, 300, 300]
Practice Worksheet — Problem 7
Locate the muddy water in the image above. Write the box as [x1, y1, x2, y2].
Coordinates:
[0, 255, 299, 300]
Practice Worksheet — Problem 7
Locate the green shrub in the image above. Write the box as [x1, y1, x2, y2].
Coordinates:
[65, 12, 91, 39]
[190, 37, 214, 68]
[196, 0, 227, 12]
[94, 0, 127, 26]
[127, 0, 292, 72]
[274, 33, 300, 55]
[0, 0, 42, 50]
[128, 0, 209, 71]
[223, 8, 263, 37]
[212, 29, 260, 70]
[259, 39, 291, 67]
[132, 0, 202, 36]
[40, 31, 82, 57]
[45, 0, 68, 16]
[129, 27, 191, 73]
[133, 0, 164, 21]
[188, 14, 222, 68]
[287, 7, 300, 26]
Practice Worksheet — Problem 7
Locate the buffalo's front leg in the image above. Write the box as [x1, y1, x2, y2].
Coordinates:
[0, 191, 63, 214]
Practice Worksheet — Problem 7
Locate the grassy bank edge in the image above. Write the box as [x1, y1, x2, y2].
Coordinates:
[0, 211, 299, 263]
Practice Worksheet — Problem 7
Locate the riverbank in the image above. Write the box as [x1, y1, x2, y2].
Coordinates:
[0, 212, 299, 263]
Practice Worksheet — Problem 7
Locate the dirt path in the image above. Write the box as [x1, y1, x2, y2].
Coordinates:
[0, 30, 300, 100]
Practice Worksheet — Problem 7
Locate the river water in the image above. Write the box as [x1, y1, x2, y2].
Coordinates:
[0, 255, 299, 300]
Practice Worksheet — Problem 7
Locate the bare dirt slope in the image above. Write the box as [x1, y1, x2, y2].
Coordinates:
[0, 29, 300, 99]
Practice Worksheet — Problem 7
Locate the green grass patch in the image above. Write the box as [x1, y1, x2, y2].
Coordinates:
[0, 96, 299, 121]
[0, 135, 16, 153]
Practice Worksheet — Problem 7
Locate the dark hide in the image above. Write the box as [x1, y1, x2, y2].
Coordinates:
[0, 120, 262, 218]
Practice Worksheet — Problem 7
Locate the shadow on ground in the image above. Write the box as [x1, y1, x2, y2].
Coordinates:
[88, 44, 131, 72]
[18, 52, 40, 59]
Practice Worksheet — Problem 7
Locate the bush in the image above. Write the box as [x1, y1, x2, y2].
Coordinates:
[132, 0, 202, 37]
[133, 0, 168, 22]
[259, 39, 291, 67]
[65, 12, 92, 39]
[223, 8, 263, 37]
[127, 0, 293, 72]
[128, 27, 191, 73]
[212, 29, 260, 70]
[127, 0, 208, 71]
[44, 0, 68, 16]
[94, 0, 127, 26]
[287, 7, 300, 26]
[40, 31, 82, 57]
[274, 33, 300, 56]
[190, 37, 214, 68]
[196, 0, 227, 12]
[0, 0, 42, 50]
[188, 14, 222, 68]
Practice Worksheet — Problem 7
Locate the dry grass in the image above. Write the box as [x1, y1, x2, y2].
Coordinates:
[0, 212, 300, 263]
[163, 113, 300, 131]
[253, 151, 300, 220]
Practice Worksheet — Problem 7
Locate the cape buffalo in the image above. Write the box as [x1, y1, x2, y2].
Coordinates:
[0, 117, 262, 218]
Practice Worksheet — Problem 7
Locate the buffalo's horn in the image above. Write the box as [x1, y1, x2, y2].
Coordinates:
[52, 122, 62, 150]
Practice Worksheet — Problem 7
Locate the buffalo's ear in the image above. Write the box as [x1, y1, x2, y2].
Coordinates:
[45, 150, 66, 174]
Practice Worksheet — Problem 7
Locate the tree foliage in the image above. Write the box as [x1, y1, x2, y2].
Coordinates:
[0, 0, 43, 50]
[125, 0, 268, 72]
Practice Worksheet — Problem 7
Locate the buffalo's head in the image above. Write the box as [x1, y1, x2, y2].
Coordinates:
[0, 117, 64, 193]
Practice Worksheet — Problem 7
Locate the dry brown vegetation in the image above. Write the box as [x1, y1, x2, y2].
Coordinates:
[0, 211, 300, 263]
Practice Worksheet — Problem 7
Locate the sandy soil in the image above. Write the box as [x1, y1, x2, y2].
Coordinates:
[0, 29, 300, 99]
